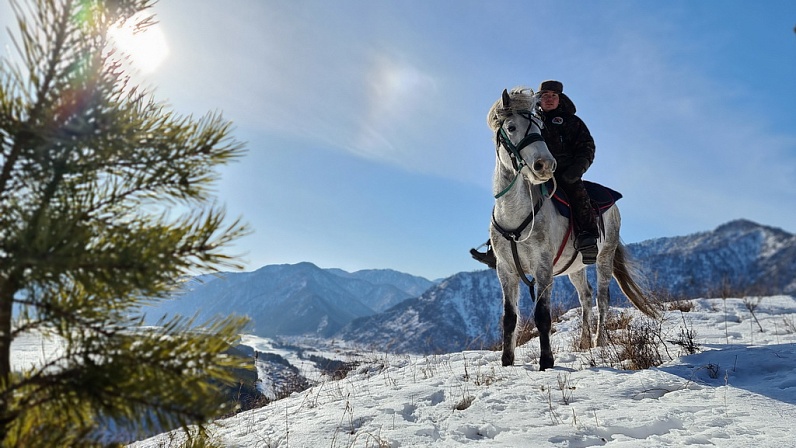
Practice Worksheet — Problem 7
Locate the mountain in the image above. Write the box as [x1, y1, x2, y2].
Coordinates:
[325, 268, 435, 310]
[335, 270, 533, 353]
[142, 219, 795, 352]
[628, 219, 796, 298]
[141, 262, 435, 338]
[337, 219, 796, 354]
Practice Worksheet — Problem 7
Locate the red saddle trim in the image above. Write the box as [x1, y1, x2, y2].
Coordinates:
[553, 223, 572, 267]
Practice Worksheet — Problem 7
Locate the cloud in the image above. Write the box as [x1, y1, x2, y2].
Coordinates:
[351, 54, 439, 163]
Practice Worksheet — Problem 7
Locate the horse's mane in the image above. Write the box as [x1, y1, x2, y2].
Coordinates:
[486, 86, 537, 131]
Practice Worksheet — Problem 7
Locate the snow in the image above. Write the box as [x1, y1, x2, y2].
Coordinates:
[126, 296, 796, 447]
[10, 330, 65, 372]
[239, 334, 346, 399]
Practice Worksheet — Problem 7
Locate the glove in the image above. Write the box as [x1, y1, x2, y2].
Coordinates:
[560, 165, 585, 184]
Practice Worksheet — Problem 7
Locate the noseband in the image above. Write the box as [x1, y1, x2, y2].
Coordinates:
[496, 110, 545, 171]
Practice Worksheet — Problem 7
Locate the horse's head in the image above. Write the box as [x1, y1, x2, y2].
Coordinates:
[487, 87, 556, 185]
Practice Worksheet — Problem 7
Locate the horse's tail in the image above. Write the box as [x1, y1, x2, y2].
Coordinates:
[612, 243, 662, 319]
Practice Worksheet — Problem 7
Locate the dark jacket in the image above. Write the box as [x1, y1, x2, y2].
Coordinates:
[538, 93, 595, 182]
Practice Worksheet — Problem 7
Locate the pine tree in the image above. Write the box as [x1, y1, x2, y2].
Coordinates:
[0, 0, 251, 445]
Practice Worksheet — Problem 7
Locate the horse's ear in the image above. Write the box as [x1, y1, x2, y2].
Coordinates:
[502, 89, 511, 108]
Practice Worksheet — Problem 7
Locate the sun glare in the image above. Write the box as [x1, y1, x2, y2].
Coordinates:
[108, 14, 169, 74]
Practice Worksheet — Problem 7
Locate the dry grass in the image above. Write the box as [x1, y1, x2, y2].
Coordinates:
[783, 316, 796, 334]
[575, 310, 698, 371]
[612, 318, 667, 370]
[665, 299, 696, 313]
[605, 310, 634, 331]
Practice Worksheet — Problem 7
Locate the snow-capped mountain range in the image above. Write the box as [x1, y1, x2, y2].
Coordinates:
[141, 262, 434, 338]
[630, 219, 796, 297]
[144, 219, 796, 353]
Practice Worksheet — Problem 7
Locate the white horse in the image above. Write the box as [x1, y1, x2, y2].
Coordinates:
[488, 87, 660, 370]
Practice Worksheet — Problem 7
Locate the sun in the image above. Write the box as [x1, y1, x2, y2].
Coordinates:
[108, 13, 169, 74]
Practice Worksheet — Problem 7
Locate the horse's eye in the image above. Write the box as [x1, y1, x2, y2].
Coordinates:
[507, 125, 517, 132]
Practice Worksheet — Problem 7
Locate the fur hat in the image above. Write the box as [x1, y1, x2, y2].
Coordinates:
[538, 80, 563, 93]
[537, 79, 576, 114]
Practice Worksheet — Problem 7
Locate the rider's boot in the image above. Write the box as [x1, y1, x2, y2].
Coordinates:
[470, 240, 497, 269]
[569, 185, 599, 265]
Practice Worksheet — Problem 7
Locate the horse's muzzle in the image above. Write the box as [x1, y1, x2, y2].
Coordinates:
[528, 157, 556, 182]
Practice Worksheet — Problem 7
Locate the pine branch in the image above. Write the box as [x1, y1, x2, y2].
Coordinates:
[1, 1, 250, 443]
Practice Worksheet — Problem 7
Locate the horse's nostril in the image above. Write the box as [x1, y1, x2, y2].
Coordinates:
[533, 161, 545, 172]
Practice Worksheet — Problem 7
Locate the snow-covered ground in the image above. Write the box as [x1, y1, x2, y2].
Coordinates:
[10, 328, 65, 371]
[128, 296, 796, 447]
[238, 334, 360, 399]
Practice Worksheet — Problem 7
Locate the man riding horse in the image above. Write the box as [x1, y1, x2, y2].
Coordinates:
[472, 80, 599, 266]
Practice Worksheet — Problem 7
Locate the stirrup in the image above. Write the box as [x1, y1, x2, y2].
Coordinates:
[579, 244, 598, 265]
[470, 241, 497, 269]
[575, 233, 598, 265]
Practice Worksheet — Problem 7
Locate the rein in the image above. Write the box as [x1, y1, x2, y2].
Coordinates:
[491, 182, 550, 302]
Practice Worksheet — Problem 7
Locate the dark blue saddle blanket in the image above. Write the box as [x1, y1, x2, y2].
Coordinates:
[549, 180, 622, 219]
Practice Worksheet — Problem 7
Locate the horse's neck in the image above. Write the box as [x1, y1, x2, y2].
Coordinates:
[493, 165, 543, 228]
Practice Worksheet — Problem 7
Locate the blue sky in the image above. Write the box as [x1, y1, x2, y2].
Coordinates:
[2, 1, 795, 280]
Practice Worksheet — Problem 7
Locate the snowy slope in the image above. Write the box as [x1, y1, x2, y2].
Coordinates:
[129, 295, 796, 447]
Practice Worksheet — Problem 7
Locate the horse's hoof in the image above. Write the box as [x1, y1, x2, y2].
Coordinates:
[539, 355, 555, 371]
[502, 352, 514, 366]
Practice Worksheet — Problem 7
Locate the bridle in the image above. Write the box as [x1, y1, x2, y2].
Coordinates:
[492, 107, 552, 238]
[493, 109, 546, 199]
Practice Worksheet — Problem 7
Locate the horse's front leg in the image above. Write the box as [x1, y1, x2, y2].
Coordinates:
[498, 271, 520, 366]
[534, 275, 555, 370]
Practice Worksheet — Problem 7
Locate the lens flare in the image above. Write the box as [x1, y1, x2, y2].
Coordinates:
[108, 13, 169, 74]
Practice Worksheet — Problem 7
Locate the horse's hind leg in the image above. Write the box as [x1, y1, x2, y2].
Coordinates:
[594, 246, 616, 346]
[499, 274, 520, 366]
[569, 269, 594, 349]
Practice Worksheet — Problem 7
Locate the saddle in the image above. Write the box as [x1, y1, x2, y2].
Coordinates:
[549, 180, 622, 219]
[549, 180, 622, 268]
[470, 180, 622, 272]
